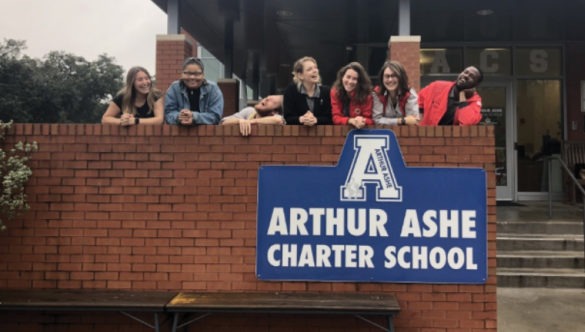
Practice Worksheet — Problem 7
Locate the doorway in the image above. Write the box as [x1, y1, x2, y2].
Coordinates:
[515, 80, 563, 200]
[477, 82, 515, 201]
[479, 80, 563, 201]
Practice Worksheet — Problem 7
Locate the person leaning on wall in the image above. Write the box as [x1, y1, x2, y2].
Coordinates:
[164, 57, 224, 125]
[101, 66, 163, 126]
[372, 60, 419, 126]
[220, 95, 285, 136]
[418, 66, 483, 126]
[283, 56, 332, 126]
[330, 61, 374, 129]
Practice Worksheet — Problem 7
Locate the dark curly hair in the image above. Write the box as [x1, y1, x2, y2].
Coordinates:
[332, 62, 372, 104]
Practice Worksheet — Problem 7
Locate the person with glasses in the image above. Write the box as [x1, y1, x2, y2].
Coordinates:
[372, 61, 419, 126]
[101, 66, 163, 126]
[164, 57, 224, 125]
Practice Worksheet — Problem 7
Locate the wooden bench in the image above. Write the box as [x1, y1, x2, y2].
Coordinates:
[0, 289, 175, 332]
[0, 290, 400, 331]
[167, 292, 400, 332]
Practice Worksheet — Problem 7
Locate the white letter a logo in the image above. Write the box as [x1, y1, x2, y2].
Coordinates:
[341, 135, 402, 202]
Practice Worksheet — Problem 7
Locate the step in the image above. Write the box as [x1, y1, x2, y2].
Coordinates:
[497, 234, 584, 251]
[498, 267, 585, 288]
[497, 202, 584, 222]
[497, 251, 584, 269]
[497, 220, 584, 235]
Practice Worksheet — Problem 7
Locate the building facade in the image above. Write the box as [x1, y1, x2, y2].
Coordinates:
[151, 0, 585, 201]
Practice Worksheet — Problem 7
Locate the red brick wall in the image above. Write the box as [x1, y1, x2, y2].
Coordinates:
[0, 124, 496, 331]
[218, 79, 240, 117]
[389, 36, 421, 92]
[155, 34, 196, 93]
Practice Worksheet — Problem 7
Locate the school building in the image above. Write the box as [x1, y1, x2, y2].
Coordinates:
[151, 0, 585, 202]
[1, 0, 582, 331]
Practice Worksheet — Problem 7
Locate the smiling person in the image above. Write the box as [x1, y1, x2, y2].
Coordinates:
[373, 61, 419, 126]
[283, 56, 332, 126]
[220, 95, 285, 136]
[330, 62, 374, 129]
[102, 66, 163, 126]
[164, 57, 224, 125]
[418, 66, 483, 126]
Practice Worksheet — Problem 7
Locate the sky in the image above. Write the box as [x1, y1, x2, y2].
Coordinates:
[0, 0, 167, 75]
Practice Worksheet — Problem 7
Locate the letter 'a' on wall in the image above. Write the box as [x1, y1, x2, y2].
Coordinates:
[256, 129, 487, 284]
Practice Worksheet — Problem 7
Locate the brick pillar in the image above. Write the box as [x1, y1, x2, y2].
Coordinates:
[388, 36, 421, 91]
[218, 79, 240, 117]
[156, 34, 197, 93]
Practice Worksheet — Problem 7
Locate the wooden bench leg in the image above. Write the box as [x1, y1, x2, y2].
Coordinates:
[171, 313, 180, 332]
[119, 311, 162, 332]
[172, 312, 212, 332]
[388, 314, 395, 332]
[354, 314, 395, 332]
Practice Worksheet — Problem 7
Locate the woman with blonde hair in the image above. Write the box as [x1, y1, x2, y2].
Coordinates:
[102, 66, 163, 126]
[283, 56, 332, 125]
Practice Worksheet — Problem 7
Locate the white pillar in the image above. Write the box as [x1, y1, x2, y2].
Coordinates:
[167, 0, 180, 34]
[398, 0, 411, 36]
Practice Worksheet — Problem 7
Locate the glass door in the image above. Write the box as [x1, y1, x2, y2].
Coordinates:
[515, 80, 563, 200]
[477, 82, 515, 201]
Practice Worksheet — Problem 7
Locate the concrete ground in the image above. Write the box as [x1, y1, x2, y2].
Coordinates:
[498, 287, 585, 331]
[497, 202, 585, 331]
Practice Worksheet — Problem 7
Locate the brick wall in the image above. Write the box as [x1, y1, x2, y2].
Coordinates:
[389, 36, 421, 92]
[218, 79, 240, 117]
[155, 34, 196, 93]
[0, 124, 496, 331]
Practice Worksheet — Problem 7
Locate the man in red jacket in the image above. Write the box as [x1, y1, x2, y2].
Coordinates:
[418, 66, 483, 126]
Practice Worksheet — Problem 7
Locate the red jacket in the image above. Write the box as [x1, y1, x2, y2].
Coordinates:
[418, 81, 482, 126]
[330, 87, 374, 125]
[373, 86, 411, 116]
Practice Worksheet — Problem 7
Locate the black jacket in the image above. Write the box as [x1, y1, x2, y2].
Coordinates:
[283, 83, 333, 125]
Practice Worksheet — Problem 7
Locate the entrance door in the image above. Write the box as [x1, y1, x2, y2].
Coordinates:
[515, 80, 563, 200]
[477, 82, 515, 201]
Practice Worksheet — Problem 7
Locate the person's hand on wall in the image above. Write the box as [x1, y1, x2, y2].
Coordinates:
[348, 116, 366, 129]
[120, 113, 136, 127]
[239, 119, 253, 136]
[300, 111, 317, 126]
[179, 109, 194, 125]
[404, 115, 420, 125]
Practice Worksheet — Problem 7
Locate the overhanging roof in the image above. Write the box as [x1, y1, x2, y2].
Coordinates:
[151, 0, 585, 95]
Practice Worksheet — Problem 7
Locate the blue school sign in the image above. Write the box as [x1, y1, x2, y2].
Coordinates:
[256, 129, 487, 283]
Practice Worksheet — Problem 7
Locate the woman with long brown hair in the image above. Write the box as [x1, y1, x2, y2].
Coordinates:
[330, 62, 373, 129]
[373, 60, 419, 126]
[102, 66, 163, 126]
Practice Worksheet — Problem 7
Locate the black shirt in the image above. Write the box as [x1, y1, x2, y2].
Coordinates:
[283, 83, 333, 125]
[188, 88, 201, 112]
[439, 85, 465, 125]
[113, 94, 159, 118]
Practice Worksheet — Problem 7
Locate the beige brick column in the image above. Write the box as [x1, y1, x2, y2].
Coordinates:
[388, 35, 421, 91]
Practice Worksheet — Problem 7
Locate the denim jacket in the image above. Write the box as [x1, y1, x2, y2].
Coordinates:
[164, 80, 224, 125]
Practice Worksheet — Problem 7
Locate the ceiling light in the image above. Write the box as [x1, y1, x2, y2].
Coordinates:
[276, 10, 293, 17]
[476, 9, 494, 16]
